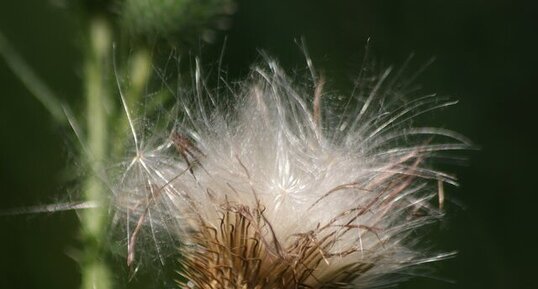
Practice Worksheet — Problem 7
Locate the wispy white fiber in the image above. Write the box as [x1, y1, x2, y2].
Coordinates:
[112, 56, 469, 288]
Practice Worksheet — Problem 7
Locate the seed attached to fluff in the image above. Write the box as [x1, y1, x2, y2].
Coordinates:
[114, 58, 469, 288]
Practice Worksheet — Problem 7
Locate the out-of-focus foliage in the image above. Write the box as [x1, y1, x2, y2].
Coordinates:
[120, 0, 236, 44]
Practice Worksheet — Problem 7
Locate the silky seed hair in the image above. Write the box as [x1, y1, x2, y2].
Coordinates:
[112, 55, 470, 288]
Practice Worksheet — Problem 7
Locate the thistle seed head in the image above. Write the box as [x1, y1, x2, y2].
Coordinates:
[113, 57, 469, 288]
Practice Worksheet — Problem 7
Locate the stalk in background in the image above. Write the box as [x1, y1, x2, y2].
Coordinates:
[80, 15, 113, 289]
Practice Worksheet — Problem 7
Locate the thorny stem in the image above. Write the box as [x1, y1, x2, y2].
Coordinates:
[80, 15, 113, 289]
[80, 18, 153, 289]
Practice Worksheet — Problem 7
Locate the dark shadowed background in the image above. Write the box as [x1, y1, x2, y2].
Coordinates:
[1, 1, 537, 288]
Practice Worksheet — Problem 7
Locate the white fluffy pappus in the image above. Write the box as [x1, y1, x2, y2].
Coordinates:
[113, 56, 470, 289]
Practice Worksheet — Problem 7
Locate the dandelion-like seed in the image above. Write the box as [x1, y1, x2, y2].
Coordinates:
[114, 56, 469, 289]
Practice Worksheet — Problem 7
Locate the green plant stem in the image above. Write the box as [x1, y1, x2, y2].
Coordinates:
[129, 48, 152, 99]
[111, 46, 152, 161]
[80, 15, 113, 289]
[113, 47, 152, 156]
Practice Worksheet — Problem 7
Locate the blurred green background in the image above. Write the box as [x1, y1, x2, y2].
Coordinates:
[1, 0, 537, 288]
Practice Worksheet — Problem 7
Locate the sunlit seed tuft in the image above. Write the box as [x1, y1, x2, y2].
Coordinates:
[113, 56, 470, 288]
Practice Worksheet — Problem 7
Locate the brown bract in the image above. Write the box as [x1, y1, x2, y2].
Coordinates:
[178, 201, 378, 289]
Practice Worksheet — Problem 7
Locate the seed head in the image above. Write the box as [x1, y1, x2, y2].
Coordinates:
[113, 57, 469, 288]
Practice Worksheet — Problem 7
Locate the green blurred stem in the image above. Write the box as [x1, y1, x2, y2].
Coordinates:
[129, 48, 152, 99]
[80, 15, 113, 289]
[114, 47, 152, 156]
